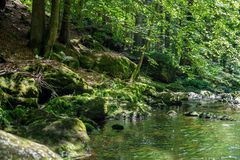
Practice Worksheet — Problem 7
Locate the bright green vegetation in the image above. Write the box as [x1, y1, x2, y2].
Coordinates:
[0, 0, 240, 159]
[19, 0, 240, 90]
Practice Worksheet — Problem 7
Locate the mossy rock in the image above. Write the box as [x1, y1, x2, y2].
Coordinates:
[0, 73, 39, 108]
[45, 90, 151, 122]
[23, 61, 91, 103]
[65, 39, 136, 79]
[0, 130, 61, 160]
[27, 118, 90, 159]
[151, 91, 189, 106]
[94, 53, 137, 79]
[78, 52, 136, 79]
[45, 95, 107, 122]
[1, 61, 91, 107]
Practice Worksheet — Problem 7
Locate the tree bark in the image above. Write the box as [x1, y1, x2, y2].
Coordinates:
[44, 0, 60, 57]
[59, 0, 71, 44]
[134, 13, 144, 47]
[77, 0, 85, 25]
[155, 0, 163, 54]
[130, 30, 151, 82]
[0, 0, 6, 10]
[29, 0, 45, 54]
[164, 11, 171, 49]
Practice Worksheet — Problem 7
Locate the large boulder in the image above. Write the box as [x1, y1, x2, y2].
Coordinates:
[45, 82, 151, 121]
[27, 118, 91, 159]
[78, 51, 136, 79]
[147, 91, 189, 107]
[0, 60, 91, 106]
[45, 95, 107, 122]
[56, 39, 136, 79]
[24, 61, 90, 100]
[93, 52, 137, 79]
[0, 130, 61, 160]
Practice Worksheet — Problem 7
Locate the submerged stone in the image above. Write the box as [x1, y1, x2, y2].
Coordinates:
[184, 111, 199, 117]
[184, 111, 236, 121]
[167, 110, 177, 117]
[112, 124, 124, 131]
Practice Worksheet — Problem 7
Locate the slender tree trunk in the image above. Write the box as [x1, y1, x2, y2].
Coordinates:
[156, 0, 163, 53]
[181, 0, 194, 64]
[29, 0, 45, 54]
[134, 13, 144, 47]
[130, 31, 151, 82]
[59, 0, 71, 44]
[44, 0, 60, 57]
[130, 51, 144, 82]
[164, 11, 171, 49]
[77, 0, 85, 25]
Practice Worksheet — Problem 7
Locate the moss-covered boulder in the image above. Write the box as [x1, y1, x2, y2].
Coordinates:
[0, 130, 61, 160]
[45, 82, 152, 121]
[55, 39, 136, 79]
[78, 52, 136, 79]
[1, 60, 91, 106]
[45, 95, 107, 122]
[94, 52, 137, 79]
[24, 61, 90, 95]
[27, 118, 91, 159]
[148, 91, 189, 106]
[0, 73, 39, 107]
[22, 61, 91, 104]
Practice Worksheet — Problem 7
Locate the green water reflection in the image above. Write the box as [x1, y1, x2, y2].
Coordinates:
[91, 104, 240, 160]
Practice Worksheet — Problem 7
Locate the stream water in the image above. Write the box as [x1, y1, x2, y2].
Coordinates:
[90, 101, 240, 160]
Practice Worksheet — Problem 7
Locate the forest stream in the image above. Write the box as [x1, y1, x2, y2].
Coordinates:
[90, 102, 240, 160]
[1, 0, 240, 159]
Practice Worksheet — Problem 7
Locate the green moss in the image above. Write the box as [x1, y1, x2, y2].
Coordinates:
[44, 80, 152, 122]
[49, 51, 80, 69]
[94, 53, 136, 79]
[0, 73, 39, 108]
[0, 130, 62, 159]
[0, 108, 11, 129]
[45, 95, 107, 122]
[22, 62, 92, 104]
[26, 117, 90, 159]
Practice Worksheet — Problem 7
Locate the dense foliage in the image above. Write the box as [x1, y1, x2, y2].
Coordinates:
[20, 0, 240, 90]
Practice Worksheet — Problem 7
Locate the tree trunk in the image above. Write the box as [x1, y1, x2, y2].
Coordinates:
[129, 51, 144, 82]
[134, 13, 144, 47]
[164, 11, 171, 49]
[44, 0, 60, 57]
[59, 0, 71, 44]
[0, 0, 6, 10]
[156, 0, 163, 53]
[77, 0, 85, 26]
[29, 0, 45, 54]
[130, 30, 151, 82]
